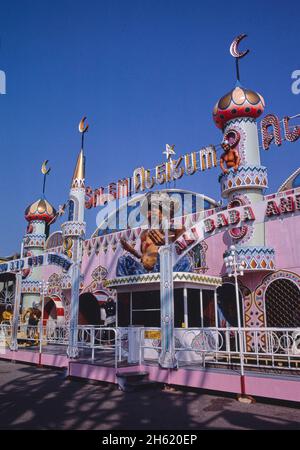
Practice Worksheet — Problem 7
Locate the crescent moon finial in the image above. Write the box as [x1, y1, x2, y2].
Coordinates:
[230, 34, 249, 59]
[79, 116, 89, 134]
[41, 160, 51, 175]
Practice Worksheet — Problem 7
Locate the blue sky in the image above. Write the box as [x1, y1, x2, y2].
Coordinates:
[0, 0, 299, 254]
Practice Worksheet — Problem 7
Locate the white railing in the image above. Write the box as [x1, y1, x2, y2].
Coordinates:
[137, 327, 300, 372]
[77, 325, 122, 367]
[9, 323, 69, 346]
[3, 323, 300, 373]
[0, 323, 12, 347]
[139, 327, 162, 364]
[0, 323, 123, 368]
[173, 327, 300, 371]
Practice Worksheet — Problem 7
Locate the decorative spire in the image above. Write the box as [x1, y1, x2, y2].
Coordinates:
[71, 116, 88, 189]
[230, 34, 249, 83]
[41, 160, 51, 197]
[71, 149, 85, 188]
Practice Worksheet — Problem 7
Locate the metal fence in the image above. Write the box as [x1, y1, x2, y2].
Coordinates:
[0, 323, 12, 348]
[2, 323, 300, 373]
[173, 327, 300, 371]
[0, 322, 123, 368]
[77, 325, 122, 367]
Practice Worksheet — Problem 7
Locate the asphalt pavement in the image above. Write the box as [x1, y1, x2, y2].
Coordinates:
[0, 360, 299, 430]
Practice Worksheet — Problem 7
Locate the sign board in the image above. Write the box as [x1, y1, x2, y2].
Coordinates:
[0, 252, 72, 275]
[85, 113, 300, 210]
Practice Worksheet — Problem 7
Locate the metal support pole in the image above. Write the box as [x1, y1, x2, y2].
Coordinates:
[10, 272, 22, 351]
[233, 266, 245, 393]
[224, 245, 246, 397]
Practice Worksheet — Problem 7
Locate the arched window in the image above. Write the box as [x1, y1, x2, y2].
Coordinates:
[44, 299, 57, 322]
[68, 200, 75, 221]
[265, 279, 300, 328]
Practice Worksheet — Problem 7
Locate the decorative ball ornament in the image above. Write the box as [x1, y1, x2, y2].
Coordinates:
[25, 198, 57, 224]
[213, 86, 265, 130]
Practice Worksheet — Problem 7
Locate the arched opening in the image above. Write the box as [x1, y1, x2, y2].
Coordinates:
[265, 278, 300, 327]
[216, 283, 243, 327]
[43, 296, 65, 325]
[78, 293, 101, 325]
[44, 298, 57, 324]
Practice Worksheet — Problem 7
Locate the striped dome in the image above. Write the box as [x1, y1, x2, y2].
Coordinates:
[213, 85, 265, 130]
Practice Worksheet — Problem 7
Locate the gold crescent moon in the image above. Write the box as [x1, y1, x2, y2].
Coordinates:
[79, 116, 89, 133]
[41, 160, 51, 175]
[230, 34, 249, 59]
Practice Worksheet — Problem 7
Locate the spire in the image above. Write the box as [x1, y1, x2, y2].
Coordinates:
[71, 149, 85, 188]
[71, 116, 88, 189]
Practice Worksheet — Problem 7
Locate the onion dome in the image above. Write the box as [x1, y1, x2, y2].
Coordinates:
[25, 198, 57, 223]
[213, 85, 265, 130]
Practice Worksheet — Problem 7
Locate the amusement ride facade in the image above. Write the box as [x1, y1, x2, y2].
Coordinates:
[0, 35, 300, 401]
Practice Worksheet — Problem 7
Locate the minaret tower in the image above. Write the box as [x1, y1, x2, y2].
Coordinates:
[22, 162, 57, 310]
[212, 35, 275, 271]
[64, 117, 88, 358]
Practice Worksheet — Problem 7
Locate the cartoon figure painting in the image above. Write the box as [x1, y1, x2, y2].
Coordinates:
[220, 129, 241, 174]
[117, 193, 193, 276]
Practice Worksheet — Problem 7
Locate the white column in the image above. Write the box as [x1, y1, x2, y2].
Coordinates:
[67, 261, 80, 358]
[158, 243, 177, 369]
[183, 287, 188, 328]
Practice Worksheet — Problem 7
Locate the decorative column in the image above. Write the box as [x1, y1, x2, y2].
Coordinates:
[212, 39, 276, 273]
[158, 243, 177, 369]
[67, 261, 81, 358]
[66, 117, 88, 359]
[22, 163, 57, 313]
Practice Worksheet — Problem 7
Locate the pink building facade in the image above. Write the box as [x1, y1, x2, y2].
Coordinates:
[1, 39, 300, 399]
